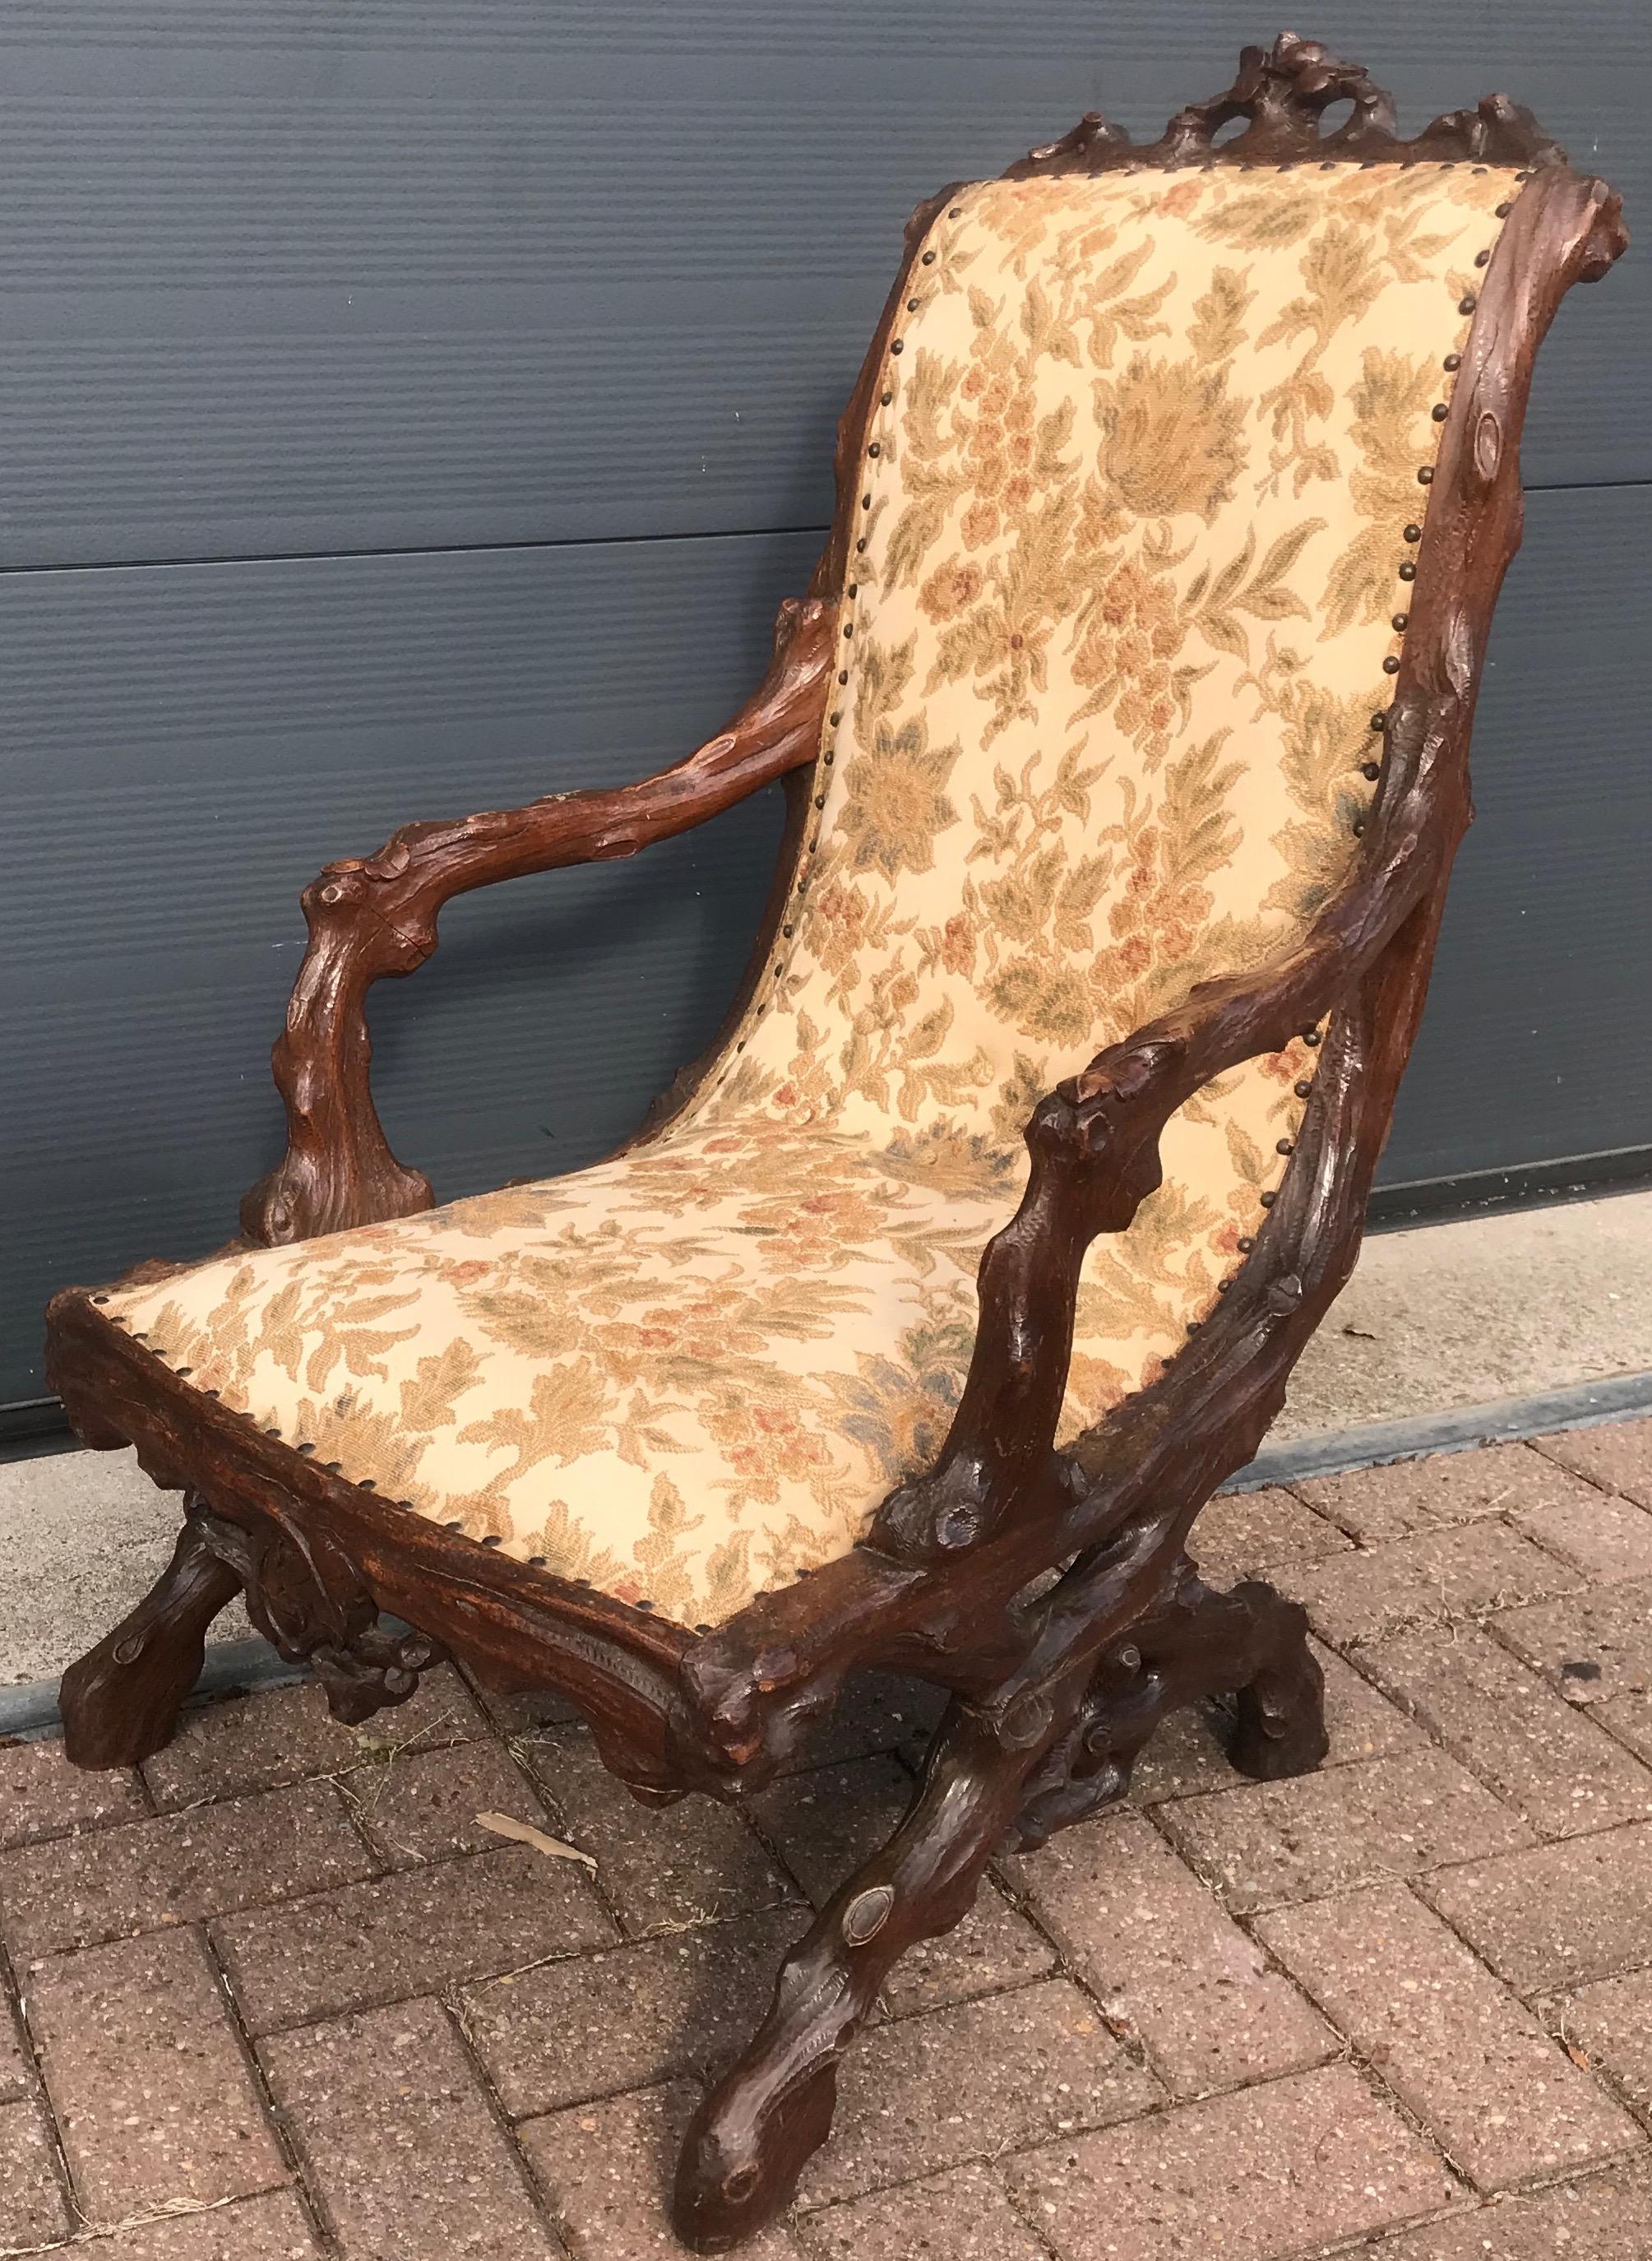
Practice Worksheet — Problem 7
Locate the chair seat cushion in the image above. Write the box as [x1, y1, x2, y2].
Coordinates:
[95, 1097, 1298, 1628]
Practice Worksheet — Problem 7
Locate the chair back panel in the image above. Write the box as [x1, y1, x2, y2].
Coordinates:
[684, 160, 1517, 1421]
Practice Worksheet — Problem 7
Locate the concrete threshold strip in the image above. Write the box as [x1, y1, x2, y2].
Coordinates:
[4, 1365, 1650, 1745]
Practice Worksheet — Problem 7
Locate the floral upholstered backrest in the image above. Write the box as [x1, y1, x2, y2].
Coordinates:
[678, 160, 1517, 1428]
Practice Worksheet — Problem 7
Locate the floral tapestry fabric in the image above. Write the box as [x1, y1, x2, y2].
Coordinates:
[104, 163, 1515, 1628]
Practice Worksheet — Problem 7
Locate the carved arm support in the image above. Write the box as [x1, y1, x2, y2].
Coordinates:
[241, 593, 836, 1246]
[872, 665, 1468, 1565]
[870, 159, 1628, 1572]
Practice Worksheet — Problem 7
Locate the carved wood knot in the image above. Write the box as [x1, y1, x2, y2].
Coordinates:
[840, 1885, 895, 1946]
[1168, 31, 1398, 151]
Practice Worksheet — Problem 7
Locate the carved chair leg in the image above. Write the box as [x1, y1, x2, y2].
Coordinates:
[187, 1498, 447, 1730]
[1011, 1562, 1328, 1850]
[672, 1684, 1074, 2251]
[58, 1496, 242, 1769]
[1229, 1582, 1330, 1781]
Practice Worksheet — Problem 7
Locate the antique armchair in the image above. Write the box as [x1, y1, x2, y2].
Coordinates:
[44, 35, 1624, 2251]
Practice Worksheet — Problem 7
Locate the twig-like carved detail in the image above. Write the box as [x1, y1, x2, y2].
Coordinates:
[1011, 31, 1567, 176]
[1011, 1561, 1326, 1846]
[240, 592, 837, 1247]
[193, 1503, 445, 1726]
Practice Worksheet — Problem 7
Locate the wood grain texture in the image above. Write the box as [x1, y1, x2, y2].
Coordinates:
[43, 37, 1626, 2247]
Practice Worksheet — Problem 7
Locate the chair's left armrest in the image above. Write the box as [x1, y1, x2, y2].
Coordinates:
[872, 674, 1464, 1564]
[241, 592, 836, 1246]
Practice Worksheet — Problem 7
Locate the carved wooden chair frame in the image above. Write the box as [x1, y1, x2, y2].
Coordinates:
[45, 36, 1625, 2252]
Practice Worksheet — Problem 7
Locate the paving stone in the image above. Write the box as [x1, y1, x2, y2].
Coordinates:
[519, 2082, 805, 2260]
[786, 1670, 949, 1773]
[1124, 1702, 1245, 1804]
[0, 1780, 373, 1959]
[1423, 1823, 1652, 1995]
[526, 1727, 795, 1936]
[1282, 1520, 1578, 1648]
[0, 2097, 70, 2248]
[1157, 1745, 1531, 1914]
[25, 1927, 286, 2217]
[1536, 1417, 1652, 1509]
[459, 1674, 582, 1736]
[260, 1995, 560, 2261]
[752, 1757, 1053, 2015]
[1493, 1574, 1652, 1703]
[1365, 1620, 1652, 1837]
[1298, 1442, 1597, 1545]
[90, 2189, 326, 2259]
[142, 1668, 488, 1813]
[1352, 2158, 1652, 2259]
[798, 1978, 1161, 2207]
[340, 1738, 553, 1869]
[1127, 1640, 1418, 1804]
[1255, 1883, 1639, 2191]
[460, 1908, 804, 2120]
[797, 2157, 1048, 2260]
[1184, 1485, 1353, 1586]
[214, 1842, 616, 2036]
[1002, 1809, 1334, 2097]
[0, 1991, 30, 2105]
[1599, 1689, 1652, 1764]
[1003, 2061, 1454, 2260]
[1509, 1488, 1652, 1584]
[1563, 1965, 1652, 2118]
[0, 1735, 147, 1849]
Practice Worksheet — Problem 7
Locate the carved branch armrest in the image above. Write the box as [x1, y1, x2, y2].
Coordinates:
[241, 593, 837, 1246]
[873, 672, 1468, 1564]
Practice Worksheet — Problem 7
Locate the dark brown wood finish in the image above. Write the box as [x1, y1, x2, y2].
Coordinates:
[44, 35, 1625, 2251]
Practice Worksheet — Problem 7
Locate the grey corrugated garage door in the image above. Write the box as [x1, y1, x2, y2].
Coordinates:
[2, 1, 1648, 1420]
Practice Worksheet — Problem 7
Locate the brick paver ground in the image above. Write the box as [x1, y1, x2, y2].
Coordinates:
[2, 1419, 1651, 2257]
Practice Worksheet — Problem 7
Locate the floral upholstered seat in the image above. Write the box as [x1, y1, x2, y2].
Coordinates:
[103, 158, 1514, 1629]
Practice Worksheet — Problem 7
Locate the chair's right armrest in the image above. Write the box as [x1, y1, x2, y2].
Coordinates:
[241, 592, 837, 1248]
